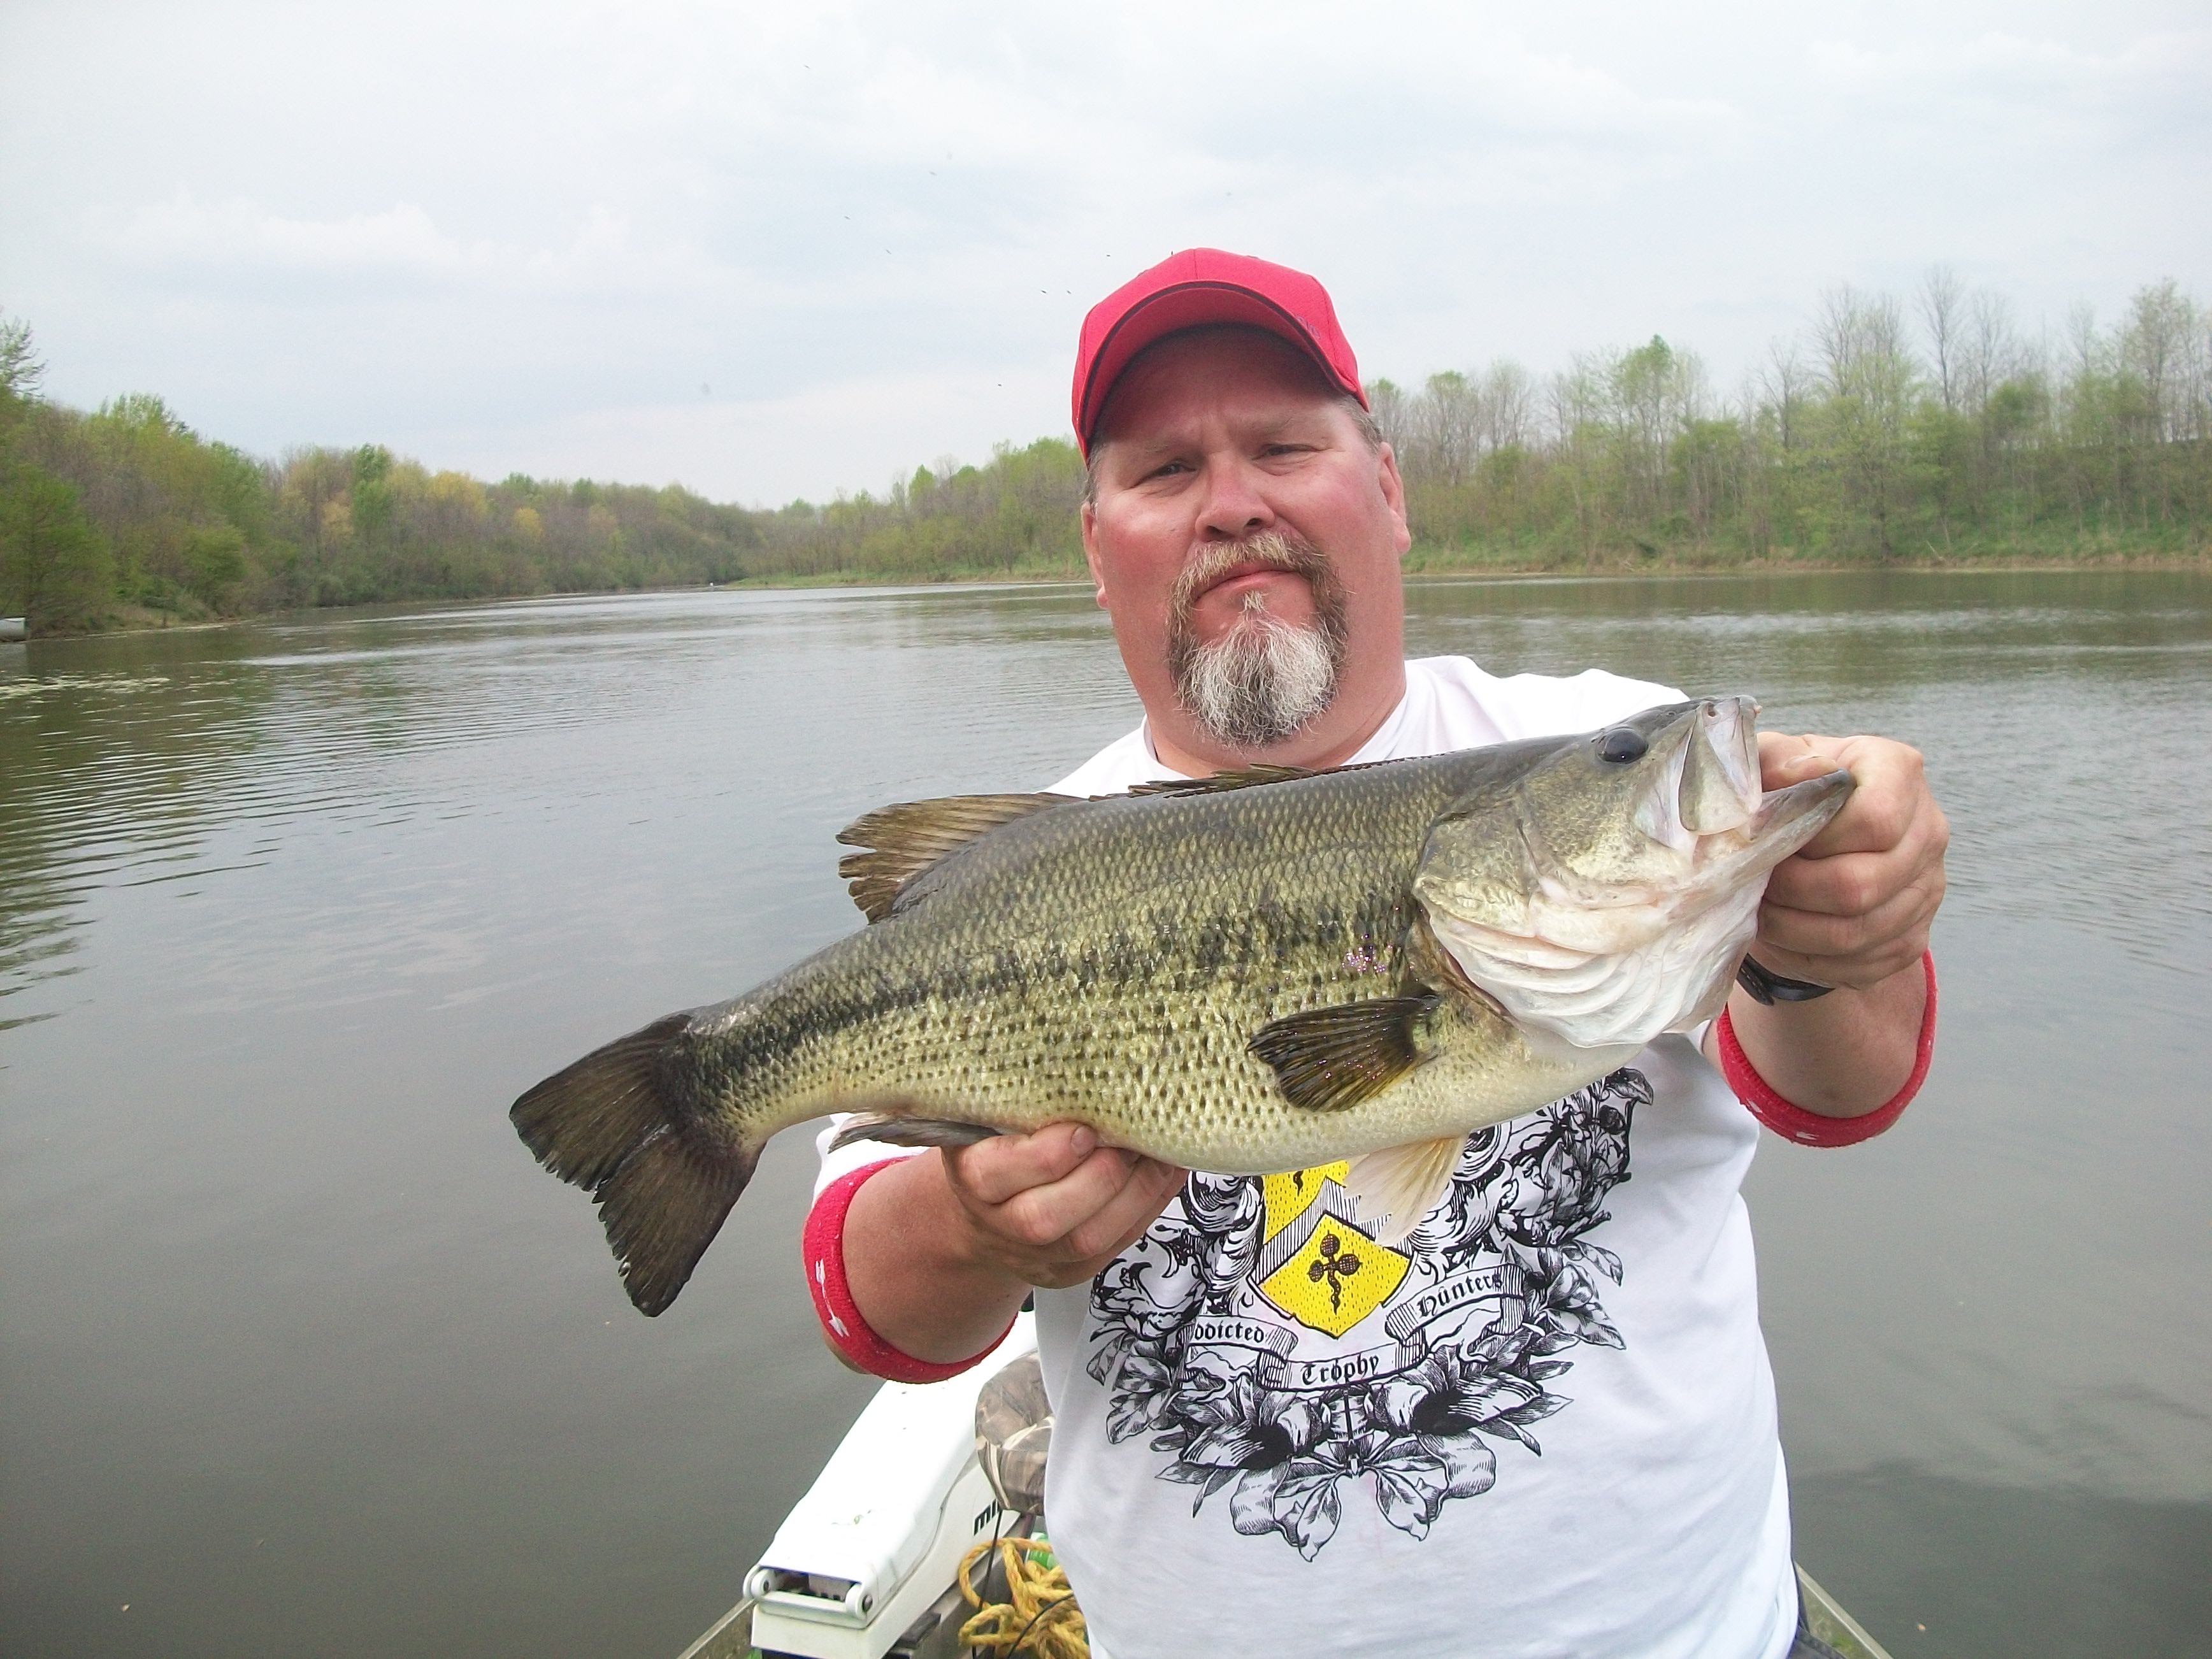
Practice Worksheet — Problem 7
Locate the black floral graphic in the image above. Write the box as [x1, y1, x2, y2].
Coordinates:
[1307, 1233, 1363, 1311]
[1085, 1069, 1647, 1558]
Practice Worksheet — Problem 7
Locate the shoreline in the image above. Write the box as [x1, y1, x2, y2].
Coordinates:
[17, 547, 2209, 642]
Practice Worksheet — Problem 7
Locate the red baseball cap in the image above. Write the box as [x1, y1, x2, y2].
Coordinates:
[1070, 248, 1366, 456]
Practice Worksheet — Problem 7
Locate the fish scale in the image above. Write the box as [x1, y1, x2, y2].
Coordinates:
[512, 699, 1852, 1314]
[696, 765, 1472, 1162]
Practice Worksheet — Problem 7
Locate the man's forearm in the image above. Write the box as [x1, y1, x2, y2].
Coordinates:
[838, 1153, 1032, 1366]
[1713, 952, 1928, 1116]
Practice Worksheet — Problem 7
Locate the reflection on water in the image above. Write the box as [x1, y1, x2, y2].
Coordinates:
[2, 571, 2207, 1659]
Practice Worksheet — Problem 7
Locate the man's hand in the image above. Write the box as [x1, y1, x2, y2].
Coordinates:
[1705, 731, 1948, 1117]
[1753, 731, 1948, 990]
[838, 1124, 1186, 1366]
[940, 1124, 1189, 1290]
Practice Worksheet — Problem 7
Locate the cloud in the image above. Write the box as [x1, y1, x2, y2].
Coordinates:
[2, 0, 2204, 499]
[85, 193, 724, 301]
[1806, 24, 2212, 141]
[429, 359, 1070, 505]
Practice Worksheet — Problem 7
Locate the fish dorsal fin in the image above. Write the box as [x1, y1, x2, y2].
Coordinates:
[1128, 756, 1395, 798]
[1347, 1135, 1467, 1245]
[1247, 994, 1438, 1112]
[835, 793, 1076, 922]
[1128, 763, 1318, 797]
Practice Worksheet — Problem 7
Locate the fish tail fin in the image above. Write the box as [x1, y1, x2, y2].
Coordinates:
[511, 1012, 755, 1316]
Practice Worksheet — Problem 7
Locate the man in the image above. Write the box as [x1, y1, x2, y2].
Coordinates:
[807, 250, 1946, 1658]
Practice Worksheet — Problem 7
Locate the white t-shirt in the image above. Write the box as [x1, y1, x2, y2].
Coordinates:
[818, 657, 1799, 1659]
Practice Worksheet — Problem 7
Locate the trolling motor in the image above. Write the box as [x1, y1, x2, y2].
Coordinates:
[738, 1318, 1038, 1659]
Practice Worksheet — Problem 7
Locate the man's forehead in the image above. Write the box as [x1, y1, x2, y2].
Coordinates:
[1095, 327, 1343, 449]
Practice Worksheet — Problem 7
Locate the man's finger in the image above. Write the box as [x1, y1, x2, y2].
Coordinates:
[986, 1146, 1150, 1249]
[1758, 877, 1939, 969]
[1756, 729, 1844, 787]
[1061, 1156, 1188, 1263]
[947, 1121, 1098, 1207]
[1797, 740, 1935, 860]
[1762, 834, 1941, 919]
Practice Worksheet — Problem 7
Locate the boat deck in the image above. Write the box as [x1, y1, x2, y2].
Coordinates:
[680, 1562, 1898, 1659]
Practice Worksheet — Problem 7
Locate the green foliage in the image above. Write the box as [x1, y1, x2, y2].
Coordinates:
[0, 313, 110, 631]
[1, 314, 43, 406]
[0, 275, 2204, 635]
[0, 464, 110, 630]
[183, 522, 247, 604]
[1386, 276, 2211, 568]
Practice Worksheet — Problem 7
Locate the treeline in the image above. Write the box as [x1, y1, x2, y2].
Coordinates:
[1375, 272, 2209, 566]
[0, 314, 1086, 633]
[1, 271, 2207, 634]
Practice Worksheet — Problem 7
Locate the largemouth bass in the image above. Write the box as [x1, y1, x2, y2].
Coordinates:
[514, 697, 1849, 1314]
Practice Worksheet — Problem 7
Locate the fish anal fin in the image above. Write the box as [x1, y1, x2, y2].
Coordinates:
[1348, 1135, 1467, 1246]
[1247, 995, 1437, 1112]
[835, 793, 1076, 922]
[510, 1011, 754, 1317]
[827, 1112, 1006, 1154]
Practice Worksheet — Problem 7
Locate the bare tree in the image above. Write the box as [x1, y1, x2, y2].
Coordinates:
[2120, 279, 2197, 442]
[1813, 285, 1920, 557]
[1757, 340, 1811, 452]
[1416, 371, 1484, 485]
[1957, 291, 2018, 415]
[1918, 266, 1966, 413]
[1480, 360, 1535, 453]
[1365, 378, 1411, 458]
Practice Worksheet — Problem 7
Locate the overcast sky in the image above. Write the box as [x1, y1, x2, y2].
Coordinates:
[2, 1, 2204, 505]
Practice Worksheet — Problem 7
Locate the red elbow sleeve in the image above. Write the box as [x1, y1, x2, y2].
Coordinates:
[802, 1160, 1014, 1382]
[1718, 951, 1937, 1148]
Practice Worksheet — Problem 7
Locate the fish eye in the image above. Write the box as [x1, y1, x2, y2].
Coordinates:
[1594, 726, 1648, 764]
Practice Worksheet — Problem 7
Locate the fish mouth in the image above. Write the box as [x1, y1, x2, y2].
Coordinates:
[1632, 696, 1756, 853]
[1679, 694, 1853, 886]
[1636, 698, 1849, 877]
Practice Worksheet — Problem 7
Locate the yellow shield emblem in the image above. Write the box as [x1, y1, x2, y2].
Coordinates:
[1250, 1162, 1409, 1338]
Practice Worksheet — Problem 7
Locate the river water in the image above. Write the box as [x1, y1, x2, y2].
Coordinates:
[2, 571, 2206, 1659]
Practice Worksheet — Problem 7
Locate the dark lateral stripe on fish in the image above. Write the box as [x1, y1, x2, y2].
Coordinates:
[510, 701, 1856, 1317]
[719, 893, 1415, 1067]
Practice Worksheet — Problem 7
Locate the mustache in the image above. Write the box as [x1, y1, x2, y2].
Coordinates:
[1163, 530, 1351, 749]
[1167, 531, 1339, 619]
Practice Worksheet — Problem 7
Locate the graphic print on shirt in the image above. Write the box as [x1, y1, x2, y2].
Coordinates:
[1084, 1069, 1646, 1559]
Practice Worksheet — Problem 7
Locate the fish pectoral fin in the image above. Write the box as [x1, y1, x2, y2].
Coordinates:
[1128, 756, 1395, 797]
[827, 1112, 1005, 1153]
[835, 793, 1078, 922]
[1347, 1136, 1467, 1245]
[1247, 994, 1437, 1112]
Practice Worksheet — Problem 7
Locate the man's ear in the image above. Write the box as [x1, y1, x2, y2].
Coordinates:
[1079, 501, 1109, 607]
[1377, 443, 1412, 557]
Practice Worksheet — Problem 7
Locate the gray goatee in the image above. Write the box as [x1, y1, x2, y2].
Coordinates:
[1166, 532, 1349, 750]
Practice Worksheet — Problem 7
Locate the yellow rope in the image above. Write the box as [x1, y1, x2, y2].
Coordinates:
[955, 1537, 1088, 1659]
